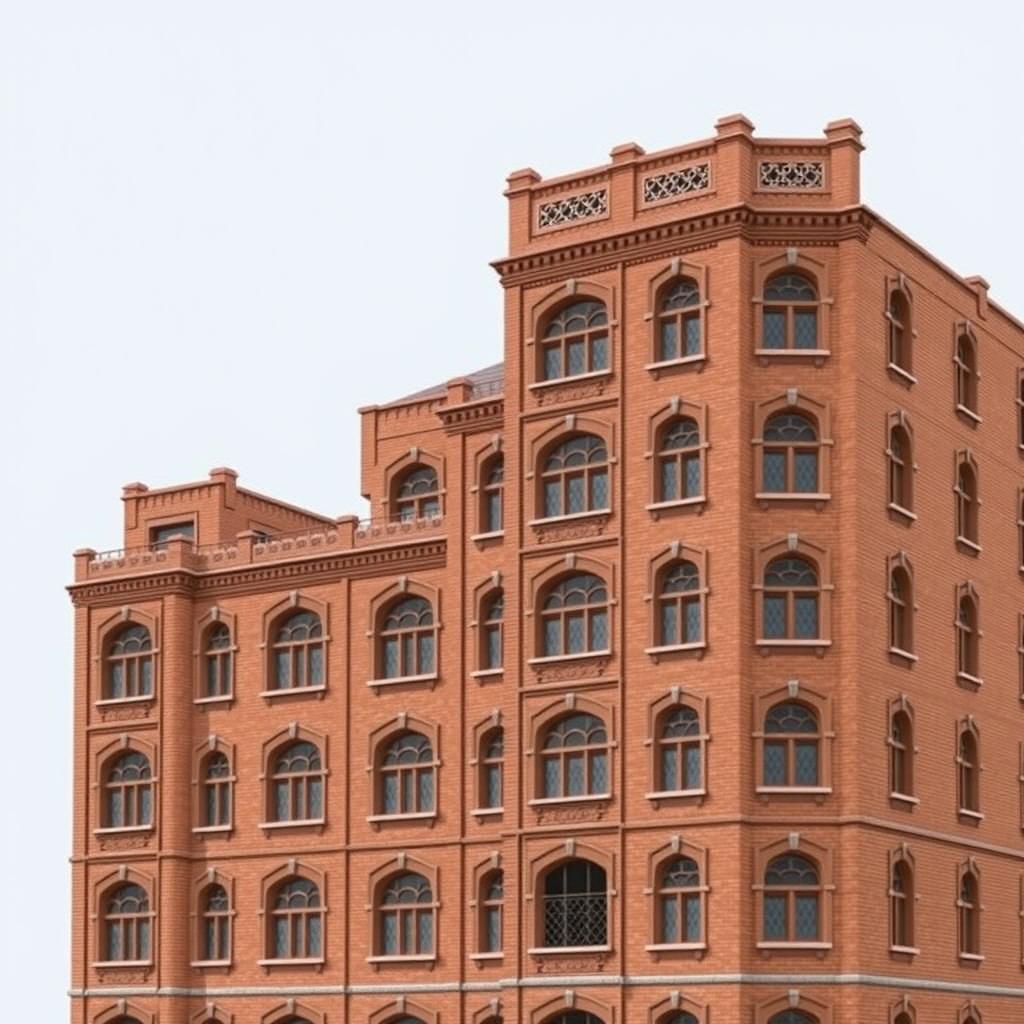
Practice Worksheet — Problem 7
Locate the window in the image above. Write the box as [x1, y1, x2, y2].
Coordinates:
[890, 857, 914, 950]
[957, 724, 980, 815]
[380, 732, 435, 815]
[657, 560, 703, 647]
[204, 624, 232, 699]
[202, 752, 231, 827]
[105, 751, 153, 828]
[955, 327, 979, 415]
[1018, 491, 1024, 571]
[481, 591, 504, 670]
[540, 573, 609, 657]
[379, 872, 435, 956]
[1018, 369, 1024, 448]
[150, 520, 194, 546]
[479, 728, 504, 810]
[540, 713, 609, 799]
[270, 742, 323, 822]
[657, 856, 703, 944]
[762, 556, 820, 639]
[888, 287, 913, 375]
[762, 273, 819, 350]
[480, 871, 504, 953]
[541, 860, 607, 947]
[200, 884, 231, 962]
[656, 417, 703, 502]
[544, 1015, 604, 1024]
[106, 624, 154, 700]
[269, 878, 322, 960]
[761, 413, 820, 494]
[657, 705, 703, 793]
[540, 434, 609, 518]
[762, 703, 820, 788]
[540, 300, 609, 381]
[768, 1014, 817, 1024]
[481, 456, 504, 533]
[956, 589, 981, 682]
[393, 465, 441, 521]
[380, 597, 435, 679]
[888, 419, 913, 513]
[954, 456, 979, 546]
[660, 1016, 698, 1024]
[888, 561, 914, 656]
[958, 866, 981, 957]
[657, 276, 702, 361]
[890, 706, 914, 799]
[762, 854, 820, 943]
[104, 884, 151, 962]
[271, 611, 324, 690]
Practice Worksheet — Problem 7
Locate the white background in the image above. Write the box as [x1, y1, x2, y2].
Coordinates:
[1, 0, 1022, 1012]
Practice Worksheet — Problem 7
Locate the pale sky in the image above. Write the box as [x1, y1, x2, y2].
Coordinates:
[1, 0, 1022, 1012]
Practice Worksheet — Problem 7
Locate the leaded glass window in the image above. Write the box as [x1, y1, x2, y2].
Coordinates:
[379, 873, 434, 956]
[204, 623, 232, 698]
[955, 332, 978, 412]
[890, 709, 913, 797]
[767, 1013, 818, 1024]
[105, 751, 153, 828]
[271, 741, 323, 822]
[889, 423, 912, 511]
[482, 456, 504, 532]
[658, 560, 702, 646]
[270, 878, 322, 959]
[890, 860, 912, 949]
[762, 854, 820, 943]
[541, 713, 608, 799]
[889, 288, 912, 372]
[957, 728, 980, 813]
[955, 460, 978, 543]
[762, 556, 819, 640]
[541, 434, 609, 518]
[480, 728, 503, 810]
[658, 856, 702, 944]
[761, 413, 819, 494]
[394, 465, 440, 521]
[889, 567, 913, 654]
[272, 611, 324, 690]
[657, 276, 702, 361]
[762, 272, 818, 350]
[482, 591, 504, 670]
[658, 705, 702, 792]
[542, 860, 607, 948]
[657, 417, 702, 502]
[763, 702, 820, 787]
[203, 751, 231, 827]
[481, 871, 503, 953]
[958, 870, 980, 955]
[105, 884, 150, 961]
[540, 300, 609, 381]
[201, 884, 230, 961]
[540, 573, 609, 657]
[106, 624, 154, 700]
[380, 732, 435, 815]
[380, 596, 435, 679]
[956, 594, 979, 678]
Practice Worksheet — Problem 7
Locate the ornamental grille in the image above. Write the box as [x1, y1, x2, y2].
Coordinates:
[759, 161, 825, 190]
[642, 163, 710, 203]
[537, 189, 608, 228]
[542, 893, 607, 947]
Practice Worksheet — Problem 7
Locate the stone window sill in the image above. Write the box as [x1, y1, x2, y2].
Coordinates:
[95, 694, 154, 708]
[192, 824, 232, 835]
[194, 694, 233, 706]
[470, 530, 504, 543]
[645, 942, 707, 952]
[367, 673, 438, 690]
[470, 807, 504, 818]
[366, 953, 436, 964]
[93, 960, 152, 969]
[258, 957, 324, 967]
[755, 492, 830, 502]
[94, 825, 153, 836]
[528, 649, 611, 667]
[887, 502, 917, 523]
[259, 818, 325, 831]
[646, 788, 706, 801]
[955, 536, 982, 555]
[890, 945, 919, 956]
[958, 808, 984, 823]
[528, 945, 611, 955]
[528, 793, 610, 807]
[471, 668, 504, 680]
[528, 369, 612, 392]
[645, 497, 706, 513]
[955, 404, 982, 425]
[755, 348, 830, 360]
[469, 951, 504, 961]
[886, 362, 917, 386]
[889, 791, 919, 807]
[757, 786, 832, 796]
[959, 952, 985, 963]
[888, 646, 918, 664]
[528, 508, 611, 529]
[367, 811, 437, 824]
[957, 671, 983, 689]
[756, 941, 832, 951]
[644, 354, 706, 373]
[756, 639, 831, 650]
[644, 642, 706, 657]
[191, 959, 232, 968]
[258, 685, 326, 700]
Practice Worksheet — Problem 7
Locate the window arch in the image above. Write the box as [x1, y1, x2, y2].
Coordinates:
[954, 325, 980, 415]
[480, 454, 504, 534]
[656, 704, 704, 795]
[956, 585, 981, 683]
[890, 851, 915, 951]
[656, 416, 703, 503]
[267, 876, 323, 960]
[539, 572, 609, 658]
[269, 740, 324, 823]
[200, 749, 232, 828]
[540, 859, 608, 948]
[377, 730, 436, 816]
[656, 275, 702, 362]
[478, 869, 504, 954]
[478, 726, 504, 811]
[761, 271, 819, 350]
[957, 721, 981, 816]
[377, 872, 436, 957]
[656, 855, 704, 946]
[271, 610, 324, 691]
[392, 465, 441, 522]
[888, 415, 914, 514]
[539, 434, 610, 519]
[889, 700, 915, 800]
[955, 453, 980, 546]
[888, 555, 915, 657]
[761, 411, 821, 495]
[760, 702, 821, 789]
[761, 853, 821, 943]
[103, 883, 152, 962]
[540, 713, 609, 800]
[539, 299, 609, 381]
[104, 751, 153, 829]
[203, 622, 233, 699]
[762, 556, 820, 640]
[379, 596, 436, 680]
[958, 863, 981, 957]
[106, 624, 154, 700]
[480, 590, 504, 671]
[199, 883, 231, 962]
[888, 284, 913, 376]
[656, 559, 704, 648]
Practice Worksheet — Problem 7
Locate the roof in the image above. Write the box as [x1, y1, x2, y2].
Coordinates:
[379, 362, 505, 408]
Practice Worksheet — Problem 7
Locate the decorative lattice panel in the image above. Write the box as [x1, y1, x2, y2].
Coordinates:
[759, 161, 825, 189]
[537, 189, 608, 228]
[642, 163, 711, 203]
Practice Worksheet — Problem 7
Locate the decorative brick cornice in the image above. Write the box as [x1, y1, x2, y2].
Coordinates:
[437, 398, 504, 434]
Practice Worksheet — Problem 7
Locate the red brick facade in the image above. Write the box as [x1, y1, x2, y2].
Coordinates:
[69, 116, 1024, 1024]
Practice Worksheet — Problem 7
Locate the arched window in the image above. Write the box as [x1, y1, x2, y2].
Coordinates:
[767, 1013, 818, 1024]
[379, 872, 435, 956]
[657, 856, 703, 944]
[541, 434, 609, 518]
[657, 560, 702, 647]
[956, 591, 980, 681]
[202, 751, 231, 827]
[269, 877, 322, 960]
[955, 458, 979, 545]
[657, 276, 702, 362]
[1018, 369, 1024, 447]
[660, 1015, 698, 1024]
[890, 708, 914, 798]
[540, 573, 609, 657]
[957, 726, 980, 815]
[540, 714, 609, 799]
[380, 597, 435, 679]
[955, 330, 979, 414]
[104, 884, 151, 961]
[481, 591, 504, 670]
[762, 412, 820, 494]
[200, 884, 231, 962]
[890, 858, 914, 950]
[658, 705, 702, 793]
[888, 563, 914, 655]
[894, 1013, 913, 1024]
[888, 421, 913, 512]
[271, 611, 324, 690]
[105, 751, 153, 828]
[762, 556, 820, 640]
[380, 732, 435, 815]
[544, 1014, 604, 1024]
[270, 741, 323, 822]
[106, 624, 154, 700]
[762, 854, 821, 942]
[480, 870, 504, 953]
[204, 623, 232, 699]
[540, 300, 609, 381]
[762, 272, 818, 350]
[656, 416, 702, 503]
[481, 456, 504, 533]
[479, 727, 504, 810]
[762, 703, 820, 788]
[393, 465, 440, 522]
[888, 287, 913, 374]
[958, 867, 980, 956]
[541, 860, 607, 947]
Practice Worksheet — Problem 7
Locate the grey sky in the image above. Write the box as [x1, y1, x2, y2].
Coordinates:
[1, 0, 1022, 1011]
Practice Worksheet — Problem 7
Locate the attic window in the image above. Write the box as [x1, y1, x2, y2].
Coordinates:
[150, 521, 195, 546]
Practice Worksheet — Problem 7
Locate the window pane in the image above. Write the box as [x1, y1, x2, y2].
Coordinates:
[206, 657, 219, 697]
[487, 492, 501, 532]
[795, 742, 818, 786]
[403, 910, 414, 953]
[204, 919, 217, 959]
[309, 646, 323, 686]
[794, 452, 818, 493]
[275, 650, 290, 688]
[660, 320, 678, 361]
[382, 637, 398, 678]
[486, 764, 501, 808]
[383, 774, 398, 814]
[591, 752, 608, 793]
[794, 596, 819, 638]
[544, 618, 560, 656]
[274, 917, 288, 957]
[486, 906, 501, 951]
[419, 768, 434, 811]
[685, 601, 701, 644]
[685, 893, 701, 941]
[309, 778, 323, 818]
[661, 460, 678, 501]
[567, 613, 585, 654]
[684, 316, 701, 357]
[590, 469, 609, 509]
[764, 742, 786, 786]
[684, 455, 701, 498]
[794, 310, 817, 349]
[402, 633, 414, 675]
[205, 786, 218, 826]
[109, 790, 123, 827]
[381, 911, 397, 954]
[763, 310, 786, 349]
[763, 451, 786, 492]
[567, 752, 585, 796]
[567, 475, 585, 514]
[661, 604, 678, 645]
[419, 912, 433, 953]
[685, 744, 702, 789]
[275, 781, 289, 820]
[138, 919, 150, 959]
[110, 662, 124, 699]
[795, 894, 819, 939]
[567, 339, 585, 376]
[140, 786, 152, 824]
[662, 895, 679, 941]
[661, 747, 678, 791]
[419, 633, 435, 674]
[763, 893, 786, 939]
[308, 914, 322, 955]
[107, 922, 122, 960]
[486, 626, 501, 668]
[590, 610, 608, 650]
[544, 480, 561, 518]
[591, 334, 608, 371]
[543, 757, 560, 798]
[544, 347, 561, 380]
[763, 595, 786, 638]
[140, 658, 153, 695]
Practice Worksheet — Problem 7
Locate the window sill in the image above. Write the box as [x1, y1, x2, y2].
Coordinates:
[366, 673, 438, 689]
[528, 649, 612, 667]
[194, 694, 233, 706]
[756, 786, 832, 796]
[644, 642, 706, 657]
[191, 959, 232, 968]
[258, 685, 326, 700]
[959, 953, 985, 963]
[528, 508, 611, 529]
[645, 497, 706, 514]
[192, 824, 233, 835]
[957, 671, 984, 689]
[470, 668, 504, 679]
[889, 792, 920, 807]
[470, 807, 504, 818]
[886, 362, 918, 386]
[644, 354, 706, 373]
[645, 942, 707, 952]
[366, 811, 437, 823]
[955, 536, 982, 555]
[528, 945, 611, 955]
[888, 646, 918, 664]
[754, 348, 830, 359]
[756, 941, 832, 950]
[958, 809, 984, 822]
[93, 960, 153, 969]
[646, 789, 706, 801]
[470, 530, 504, 542]
[469, 951, 504, 961]
[756, 639, 831, 650]
[528, 369, 612, 392]
[94, 825, 154, 836]
[528, 794, 610, 807]
[366, 954, 436, 964]
[95, 694, 154, 708]
[889, 945, 919, 957]
[258, 819, 325, 830]
[887, 502, 917, 523]
[955, 404, 982, 425]
[755, 492, 831, 502]
[257, 957, 325, 967]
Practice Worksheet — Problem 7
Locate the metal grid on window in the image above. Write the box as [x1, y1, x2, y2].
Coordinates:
[542, 861, 608, 947]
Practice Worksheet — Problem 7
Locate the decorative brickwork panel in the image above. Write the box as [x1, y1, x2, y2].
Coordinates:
[538, 189, 608, 228]
[642, 163, 710, 203]
[759, 161, 825, 190]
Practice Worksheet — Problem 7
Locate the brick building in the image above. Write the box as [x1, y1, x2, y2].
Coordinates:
[69, 116, 1024, 1024]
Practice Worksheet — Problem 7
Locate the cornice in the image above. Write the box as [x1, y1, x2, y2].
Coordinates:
[437, 398, 504, 434]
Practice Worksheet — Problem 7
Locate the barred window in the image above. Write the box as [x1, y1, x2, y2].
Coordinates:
[541, 859, 607, 948]
[958, 868, 980, 956]
[272, 611, 324, 690]
[888, 288, 913, 374]
[479, 728, 504, 810]
[762, 272, 819, 350]
[271, 741, 323, 822]
[540, 300, 609, 381]
[957, 727, 980, 814]
[768, 1013, 818, 1024]
[658, 856, 703, 944]
[890, 859, 913, 949]
[762, 556, 820, 640]
[105, 884, 151, 961]
[481, 591, 504, 670]
[890, 709, 914, 798]
[541, 713, 609, 799]
[379, 872, 435, 956]
[105, 751, 153, 828]
[202, 751, 231, 827]
[541, 573, 609, 657]
[657, 560, 702, 647]
[762, 854, 820, 942]
[955, 459, 979, 544]
[956, 593, 980, 680]
[657, 276, 702, 361]
[106, 624, 154, 700]
[270, 878, 322, 960]
[204, 623, 232, 698]
[541, 434, 609, 518]
[480, 870, 504, 953]
[888, 423, 913, 511]
[762, 413, 820, 494]
[657, 417, 702, 502]
[482, 456, 504, 533]
[394, 465, 440, 522]
[380, 597, 435, 679]
[889, 565, 913, 655]
[201, 884, 230, 961]
[762, 702, 820, 787]
[380, 732, 435, 815]
[658, 705, 702, 793]
[955, 331, 979, 414]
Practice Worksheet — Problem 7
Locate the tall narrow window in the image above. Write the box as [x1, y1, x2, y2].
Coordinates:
[271, 742, 324, 823]
[657, 856, 703, 944]
[762, 854, 820, 943]
[481, 457, 504, 533]
[888, 562, 914, 655]
[105, 751, 153, 828]
[541, 860, 607, 948]
[955, 458, 979, 546]
[204, 624, 232, 699]
[657, 277, 702, 361]
[1018, 491, 1024, 571]
[104, 884, 151, 962]
[201, 884, 231, 962]
[958, 867, 980, 957]
[762, 703, 820, 788]
[888, 421, 913, 512]
[888, 287, 913, 375]
[540, 713, 609, 799]
[269, 878, 322, 960]
[380, 732, 435, 815]
[890, 708, 914, 799]
[479, 728, 504, 810]
[480, 871, 504, 953]
[762, 273, 819, 350]
[1018, 369, 1024, 448]
[540, 573, 609, 657]
[657, 560, 703, 647]
[657, 417, 702, 502]
[658, 705, 702, 793]
[955, 329, 979, 415]
[761, 413, 820, 494]
[890, 858, 914, 950]
[956, 590, 980, 681]
[481, 591, 504, 670]
[106, 624, 154, 700]
[380, 597, 435, 679]
[379, 873, 435, 956]
[540, 435, 609, 518]
[762, 556, 820, 640]
[202, 752, 231, 827]
[957, 726, 980, 815]
[271, 611, 324, 690]
[393, 466, 440, 521]
[540, 300, 609, 381]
